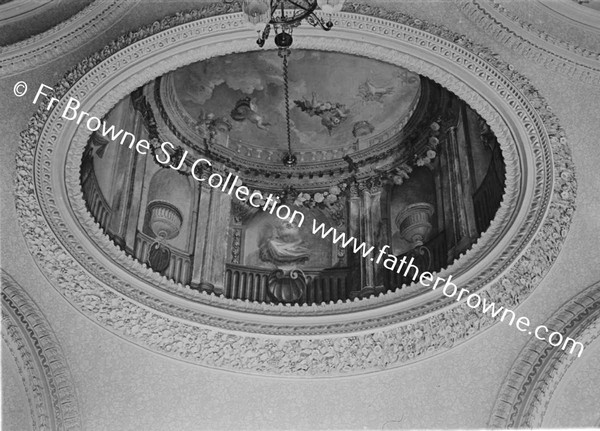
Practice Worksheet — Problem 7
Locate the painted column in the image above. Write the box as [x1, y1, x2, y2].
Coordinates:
[369, 182, 388, 288]
[191, 179, 212, 290]
[346, 183, 363, 292]
[201, 189, 232, 292]
[457, 105, 480, 240]
[346, 179, 387, 293]
[438, 104, 478, 259]
[363, 179, 388, 289]
[123, 139, 149, 254]
[360, 183, 375, 289]
[106, 97, 138, 246]
[190, 176, 232, 292]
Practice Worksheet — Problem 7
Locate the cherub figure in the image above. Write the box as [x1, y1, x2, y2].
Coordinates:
[294, 92, 349, 134]
[230, 97, 271, 130]
[196, 109, 232, 139]
[195, 109, 216, 137]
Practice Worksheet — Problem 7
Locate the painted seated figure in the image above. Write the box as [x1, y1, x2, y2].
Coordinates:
[259, 219, 310, 269]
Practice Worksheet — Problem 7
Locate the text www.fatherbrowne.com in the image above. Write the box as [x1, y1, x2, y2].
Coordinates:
[311, 219, 585, 358]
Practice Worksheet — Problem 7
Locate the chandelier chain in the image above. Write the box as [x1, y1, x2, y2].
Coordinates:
[283, 52, 292, 157]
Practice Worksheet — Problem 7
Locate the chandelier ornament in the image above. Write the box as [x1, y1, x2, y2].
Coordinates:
[242, 0, 346, 49]
[243, 0, 346, 167]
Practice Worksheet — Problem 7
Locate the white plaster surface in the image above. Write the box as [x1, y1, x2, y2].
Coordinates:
[1, 340, 33, 431]
[543, 336, 600, 428]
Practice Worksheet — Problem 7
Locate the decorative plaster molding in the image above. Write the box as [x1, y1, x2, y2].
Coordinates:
[28, 13, 521, 320]
[14, 5, 576, 375]
[0, 0, 140, 77]
[1, 270, 82, 430]
[489, 280, 600, 428]
[0, 0, 54, 26]
[536, 0, 600, 35]
[457, 0, 600, 85]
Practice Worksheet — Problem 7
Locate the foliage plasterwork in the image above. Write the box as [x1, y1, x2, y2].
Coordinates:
[0, 0, 140, 77]
[1, 271, 82, 430]
[457, 0, 600, 85]
[14, 5, 576, 375]
[489, 281, 600, 428]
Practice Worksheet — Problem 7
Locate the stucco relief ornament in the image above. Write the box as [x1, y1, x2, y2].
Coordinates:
[2, 272, 82, 430]
[415, 120, 442, 167]
[268, 268, 306, 303]
[457, 0, 600, 85]
[13, 4, 576, 376]
[292, 183, 346, 209]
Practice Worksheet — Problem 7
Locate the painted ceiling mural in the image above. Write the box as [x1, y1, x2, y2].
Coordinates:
[170, 50, 421, 152]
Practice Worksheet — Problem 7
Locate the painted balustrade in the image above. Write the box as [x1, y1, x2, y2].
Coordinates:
[224, 263, 350, 305]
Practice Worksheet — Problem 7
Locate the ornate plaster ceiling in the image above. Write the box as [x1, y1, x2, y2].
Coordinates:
[15, 5, 576, 376]
[458, 0, 600, 85]
[0, 0, 138, 74]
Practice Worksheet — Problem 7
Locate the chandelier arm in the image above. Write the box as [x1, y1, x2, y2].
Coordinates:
[306, 12, 333, 30]
[270, 0, 318, 24]
[270, 0, 280, 16]
[284, 0, 315, 13]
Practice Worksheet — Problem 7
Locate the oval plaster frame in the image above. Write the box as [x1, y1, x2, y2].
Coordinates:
[15, 6, 576, 376]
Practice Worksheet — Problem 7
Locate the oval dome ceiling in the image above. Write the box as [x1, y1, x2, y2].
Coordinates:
[16, 6, 576, 376]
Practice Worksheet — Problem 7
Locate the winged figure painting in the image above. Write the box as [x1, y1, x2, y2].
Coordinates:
[358, 79, 395, 103]
[294, 92, 349, 135]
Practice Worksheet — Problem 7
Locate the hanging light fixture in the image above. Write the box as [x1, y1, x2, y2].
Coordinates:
[316, 0, 345, 14]
[243, 0, 345, 49]
[242, 0, 346, 166]
[279, 46, 297, 167]
[242, 0, 272, 31]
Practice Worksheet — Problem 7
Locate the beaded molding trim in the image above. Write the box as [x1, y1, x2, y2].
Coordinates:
[0, 0, 140, 77]
[489, 280, 600, 428]
[1, 270, 82, 430]
[457, 0, 600, 85]
[14, 4, 576, 375]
